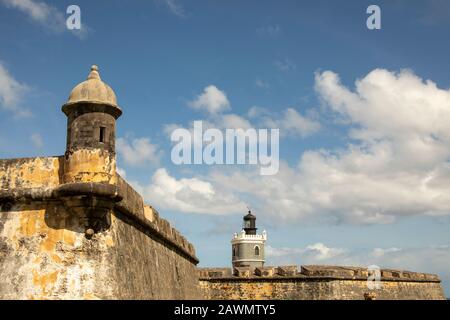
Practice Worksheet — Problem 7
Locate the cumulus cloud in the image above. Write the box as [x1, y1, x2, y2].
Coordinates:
[117, 137, 162, 167]
[247, 106, 271, 118]
[175, 98, 317, 141]
[184, 83, 319, 138]
[266, 243, 346, 263]
[161, 69, 450, 225]
[0, 62, 30, 117]
[132, 168, 246, 215]
[2, 0, 65, 31]
[304, 243, 346, 260]
[189, 85, 230, 114]
[167, 114, 252, 135]
[163, 0, 186, 18]
[219, 114, 253, 130]
[1, 0, 89, 38]
[262, 107, 321, 137]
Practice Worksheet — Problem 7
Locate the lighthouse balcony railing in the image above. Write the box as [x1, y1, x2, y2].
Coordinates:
[233, 231, 267, 241]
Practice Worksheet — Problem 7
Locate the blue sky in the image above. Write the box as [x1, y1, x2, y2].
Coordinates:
[1, 0, 450, 296]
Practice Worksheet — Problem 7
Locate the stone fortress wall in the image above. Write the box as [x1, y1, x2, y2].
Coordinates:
[0, 65, 446, 300]
[0, 156, 200, 299]
[0, 157, 447, 300]
[199, 265, 446, 300]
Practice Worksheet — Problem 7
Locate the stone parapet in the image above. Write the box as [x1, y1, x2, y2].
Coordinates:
[199, 265, 445, 300]
[198, 265, 441, 282]
[115, 174, 197, 263]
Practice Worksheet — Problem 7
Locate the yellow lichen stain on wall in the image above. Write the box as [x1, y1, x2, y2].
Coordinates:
[18, 158, 60, 188]
[64, 149, 116, 184]
[205, 282, 275, 300]
[1, 157, 61, 189]
[0, 205, 109, 299]
[200, 279, 446, 300]
[41, 229, 62, 252]
[32, 270, 59, 295]
[245, 282, 274, 299]
[16, 209, 76, 252]
[51, 254, 62, 263]
[105, 235, 115, 247]
[33, 256, 42, 264]
[19, 210, 39, 236]
[144, 205, 155, 222]
[83, 293, 100, 300]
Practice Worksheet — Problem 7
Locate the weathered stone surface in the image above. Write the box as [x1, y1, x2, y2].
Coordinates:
[65, 65, 119, 109]
[109, 210, 200, 299]
[199, 268, 232, 279]
[276, 266, 297, 276]
[1, 65, 446, 300]
[0, 157, 200, 299]
[198, 266, 446, 300]
[63, 149, 116, 184]
[233, 267, 251, 278]
[0, 157, 63, 190]
[255, 267, 276, 277]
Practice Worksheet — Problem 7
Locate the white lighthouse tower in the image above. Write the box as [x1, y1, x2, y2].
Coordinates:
[231, 210, 267, 269]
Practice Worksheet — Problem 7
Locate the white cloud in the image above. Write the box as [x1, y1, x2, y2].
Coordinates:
[2, 0, 54, 22]
[164, 0, 186, 18]
[314, 68, 450, 186]
[163, 123, 183, 137]
[263, 107, 321, 137]
[189, 85, 230, 114]
[170, 105, 317, 141]
[185, 84, 318, 138]
[266, 243, 346, 263]
[132, 168, 246, 215]
[274, 59, 296, 72]
[1, 0, 89, 38]
[304, 243, 346, 260]
[219, 114, 253, 130]
[167, 114, 252, 134]
[116, 166, 127, 178]
[370, 247, 402, 258]
[30, 133, 43, 148]
[2, 0, 65, 32]
[162, 69, 450, 225]
[0, 62, 30, 117]
[248, 106, 270, 118]
[255, 78, 269, 88]
[165, 119, 216, 151]
[117, 137, 162, 167]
